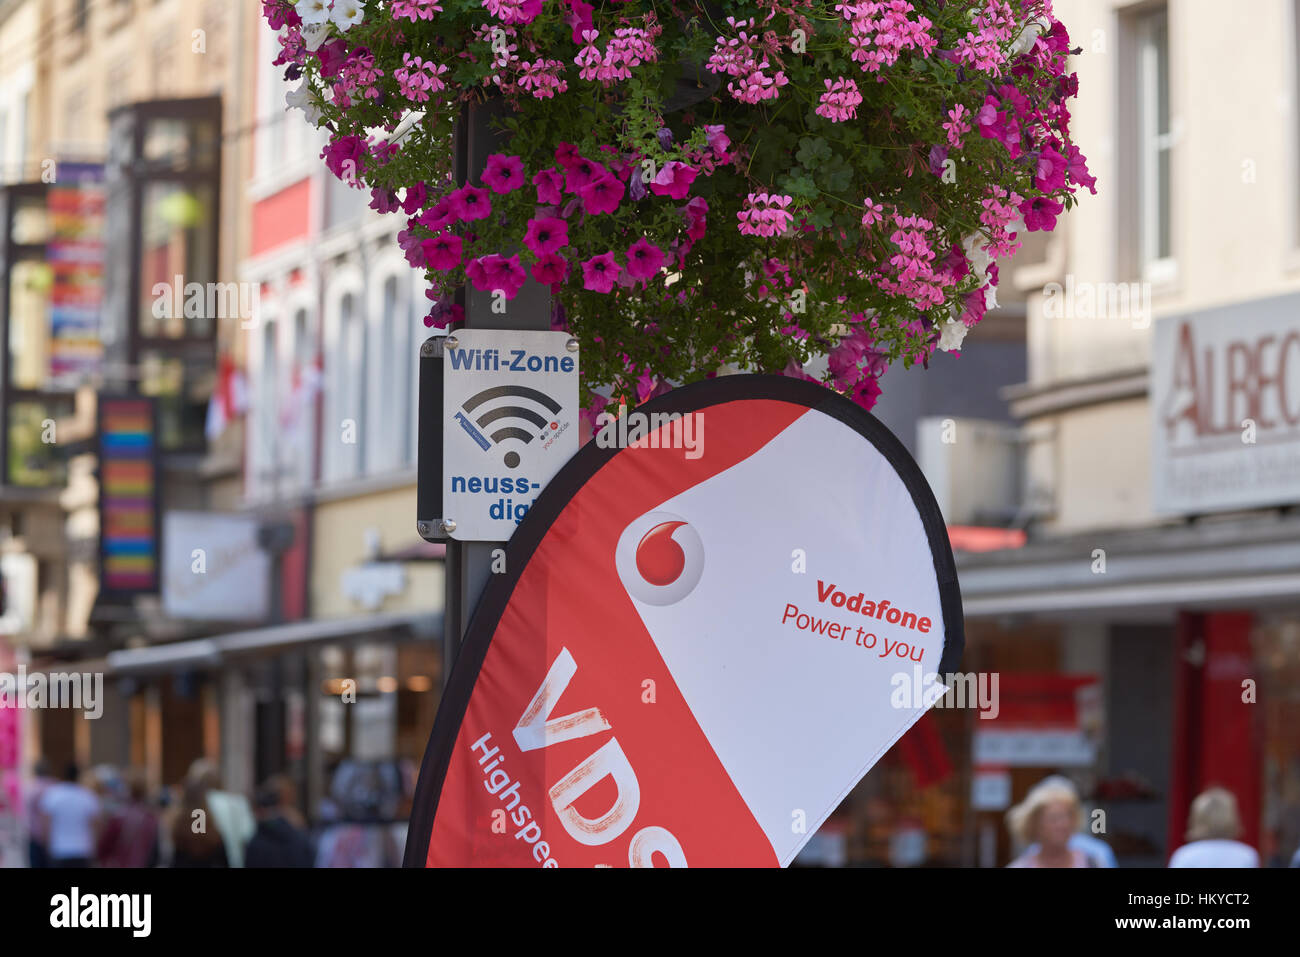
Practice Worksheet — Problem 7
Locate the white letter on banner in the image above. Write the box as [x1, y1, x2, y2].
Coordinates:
[549, 738, 641, 846]
[513, 647, 610, 752]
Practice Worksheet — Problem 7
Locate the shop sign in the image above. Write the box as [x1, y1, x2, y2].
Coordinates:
[161, 512, 269, 620]
[1151, 295, 1300, 514]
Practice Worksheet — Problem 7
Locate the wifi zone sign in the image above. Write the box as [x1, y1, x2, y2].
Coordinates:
[442, 330, 580, 541]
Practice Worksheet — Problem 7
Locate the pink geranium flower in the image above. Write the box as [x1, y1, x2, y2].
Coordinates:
[483, 154, 526, 193]
[523, 217, 568, 256]
[581, 252, 620, 292]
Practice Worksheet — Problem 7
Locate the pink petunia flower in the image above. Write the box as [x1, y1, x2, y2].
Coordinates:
[649, 161, 697, 200]
[533, 167, 564, 205]
[482, 154, 526, 194]
[579, 172, 624, 215]
[581, 252, 620, 293]
[531, 253, 569, 285]
[625, 237, 665, 280]
[449, 185, 492, 221]
[523, 217, 568, 256]
[421, 233, 463, 271]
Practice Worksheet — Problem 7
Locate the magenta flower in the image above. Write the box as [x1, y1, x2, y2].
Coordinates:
[533, 167, 564, 205]
[468, 253, 527, 299]
[682, 196, 709, 241]
[321, 135, 367, 182]
[579, 173, 624, 216]
[531, 253, 569, 285]
[449, 185, 491, 221]
[482, 154, 525, 194]
[523, 217, 568, 256]
[555, 141, 582, 170]
[1034, 146, 1068, 193]
[625, 238, 664, 280]
[565, 156, 607, 194]
[419, 196, 456, 231]
[581, 252, 620, 293]
[649, 161, 697, 200]
[402, 181, 428, 215]
[704, 124, 731, 159]
[1020, 195, 1064, 231]
[421, 233, 463, 271]
[563, 0, 594, 44]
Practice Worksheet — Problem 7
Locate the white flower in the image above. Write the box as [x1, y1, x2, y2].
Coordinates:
[962, 232, 993, 280]
[294, 0, 330, 26]
[984, 281, 999, 311]
[331, 0, 365, 31]
[301, 20, 332, 52]
[286, 81, 322, 125]
[937, 318, 970, 353]
[1010, 16, 1052, 58]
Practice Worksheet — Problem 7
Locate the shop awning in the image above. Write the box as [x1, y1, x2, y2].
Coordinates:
[955, 513, 1300, 618]
[103, 610, 441, 676]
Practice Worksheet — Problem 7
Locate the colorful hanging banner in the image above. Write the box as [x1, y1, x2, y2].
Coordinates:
[406, 375, 964, 868]
[46, 162, 105, 384]
[97, 396, 160, 596]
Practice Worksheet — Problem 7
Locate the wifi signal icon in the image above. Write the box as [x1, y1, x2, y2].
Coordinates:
[455, 385, 563, 468]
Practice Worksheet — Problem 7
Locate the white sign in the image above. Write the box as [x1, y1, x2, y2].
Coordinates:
[1151, 295, 1300, 514]
[442, 329, 579, 541]
[973, 728, 1095, 767]
[162, 512, 270, 620]
[971, 768, 1012, 810]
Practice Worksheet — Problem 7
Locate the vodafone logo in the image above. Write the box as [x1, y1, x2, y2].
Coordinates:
[615, 511, 705, 606]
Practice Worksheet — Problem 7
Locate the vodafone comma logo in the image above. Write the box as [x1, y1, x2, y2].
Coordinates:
[615, 511, 705, 606]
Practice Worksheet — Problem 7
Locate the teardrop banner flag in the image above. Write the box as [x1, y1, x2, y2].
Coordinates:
[406, 374, 964, 867]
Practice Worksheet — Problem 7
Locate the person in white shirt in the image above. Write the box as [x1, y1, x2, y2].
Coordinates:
[1169, 787, 1259, 868]
[37, 763, 102, 868]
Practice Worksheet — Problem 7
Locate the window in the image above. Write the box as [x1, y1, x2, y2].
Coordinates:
[367, 268, 413, 473]
[289, 305, 318, 489]
[258, 319, 280, 496]
[324, 276, 367, 483]
[1294, 0, 1300, 243]
[1136, 8, 1173, 282]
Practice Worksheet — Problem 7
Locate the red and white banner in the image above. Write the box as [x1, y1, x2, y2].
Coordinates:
[406, 375, 964, 867]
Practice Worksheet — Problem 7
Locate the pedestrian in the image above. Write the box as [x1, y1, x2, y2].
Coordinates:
[185, 759, 256, 867]
[170, 775, 227, 868]
[26, 758, 54, 868]
[1169, 787, 1258, 868]
[97, 769, 159, 867]
[245, 776, 314, 868]
[37, 763, 101, 868]
[1005, 776, 1105, 868]
[1017, 774, 1117, 867]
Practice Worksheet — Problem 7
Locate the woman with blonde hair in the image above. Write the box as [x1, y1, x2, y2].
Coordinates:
[1005, 776, 1103, 868]
[1168, 787, 1259, 868]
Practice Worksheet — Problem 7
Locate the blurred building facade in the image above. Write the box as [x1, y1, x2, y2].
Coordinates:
[0, 0, 445, 848]
[949, 0, 1300, 867]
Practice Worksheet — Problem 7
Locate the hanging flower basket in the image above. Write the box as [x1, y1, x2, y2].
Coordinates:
[266, 0, 1094, 414]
